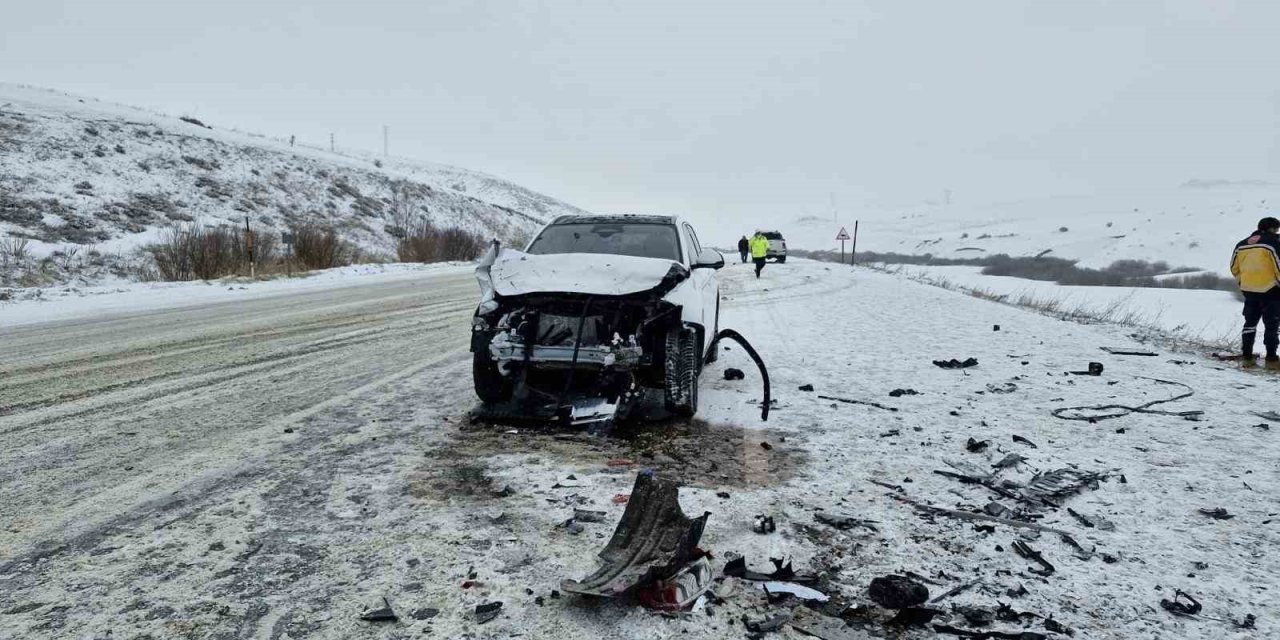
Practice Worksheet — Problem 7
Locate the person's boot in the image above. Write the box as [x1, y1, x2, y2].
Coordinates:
[1241, 333, 1257, 368]
[1267, 355, 1280, 371]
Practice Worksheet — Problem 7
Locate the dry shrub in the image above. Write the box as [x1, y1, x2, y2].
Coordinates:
[150, 223, 282, 281]
[397, 221, 486, 263]
[291, 223, 358, 270]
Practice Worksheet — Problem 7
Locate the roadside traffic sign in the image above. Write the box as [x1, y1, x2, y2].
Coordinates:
[835, 227, 851, 241]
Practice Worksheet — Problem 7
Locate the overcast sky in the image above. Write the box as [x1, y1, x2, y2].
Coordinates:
[3, 0, 1278, 227]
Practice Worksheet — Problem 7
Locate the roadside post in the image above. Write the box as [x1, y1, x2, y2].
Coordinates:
[281, 232, 295, 277]
[244, 216, 256, 279]
[851, 220, 859, 267]
[836, 226, 851, 264]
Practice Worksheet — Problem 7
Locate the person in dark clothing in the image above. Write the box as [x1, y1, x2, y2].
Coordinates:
[737, 236, 750, 263]
[1231, 216, 1280, 369]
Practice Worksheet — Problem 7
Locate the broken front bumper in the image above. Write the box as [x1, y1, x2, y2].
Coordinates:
[487, 332, 644, 369]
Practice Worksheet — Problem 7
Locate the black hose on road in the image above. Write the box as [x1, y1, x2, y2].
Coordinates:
[710, 328, 771, 421]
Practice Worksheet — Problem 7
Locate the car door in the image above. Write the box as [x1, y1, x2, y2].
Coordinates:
[682, 223, 719, 352]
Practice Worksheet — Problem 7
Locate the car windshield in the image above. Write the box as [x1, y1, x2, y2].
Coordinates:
[761, 232, 783, 240]
[526, 223, 681, 261]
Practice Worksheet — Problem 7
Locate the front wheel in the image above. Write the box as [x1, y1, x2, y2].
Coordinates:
[473, 350, 512, 403]
[775, 256, 786, 263]
[664, 327, 699, 418]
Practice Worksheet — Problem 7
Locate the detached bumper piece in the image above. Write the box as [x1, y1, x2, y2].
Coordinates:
[562, 473, 710, 600]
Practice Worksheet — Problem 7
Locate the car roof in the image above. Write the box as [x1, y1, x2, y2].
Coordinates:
[549, 214, 677, 226]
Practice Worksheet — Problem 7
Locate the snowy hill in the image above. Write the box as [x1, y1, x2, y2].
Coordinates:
[0, 84, 586, 262]
[784, 186, 1279, 274]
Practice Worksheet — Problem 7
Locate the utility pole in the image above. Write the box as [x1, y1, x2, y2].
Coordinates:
[329, 133, 335, 153]
[383, 125, 389, 157]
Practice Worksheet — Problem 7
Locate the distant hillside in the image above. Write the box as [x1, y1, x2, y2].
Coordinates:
[783, 187, 1278, 274]
[0, 84, 587, 263]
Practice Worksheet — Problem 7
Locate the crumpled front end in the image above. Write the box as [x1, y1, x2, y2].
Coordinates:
[471, 243, 690, 422]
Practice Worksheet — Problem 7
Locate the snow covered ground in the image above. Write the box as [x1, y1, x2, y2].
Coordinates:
[779, 185, 1278, 274]
[1, 258, 1275, 639]
[894, 264, 1244, 345]
[0, 261, 472, 329]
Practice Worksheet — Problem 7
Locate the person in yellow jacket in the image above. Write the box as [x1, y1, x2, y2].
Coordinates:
[1231, 216, 1280, 368]
[749, 232, 770, 278]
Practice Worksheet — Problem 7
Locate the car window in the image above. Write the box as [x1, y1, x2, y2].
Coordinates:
[525, 223, 681, 261]
[762, 231, 783, 240]
[683, 223, 703, 257]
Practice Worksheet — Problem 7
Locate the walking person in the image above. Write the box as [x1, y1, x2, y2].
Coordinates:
[750, 231, 770, 278]
[1231, 216, 1280, 369]
[737, 235, 750, 263]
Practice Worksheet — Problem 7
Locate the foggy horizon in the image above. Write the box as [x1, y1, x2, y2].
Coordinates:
[4, 1, 1278, 226]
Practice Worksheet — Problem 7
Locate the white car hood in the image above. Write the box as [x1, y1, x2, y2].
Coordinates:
[489, 250, 689, 297]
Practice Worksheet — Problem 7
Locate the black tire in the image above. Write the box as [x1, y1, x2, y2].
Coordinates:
[704, 300, 720, 365]
[776, 256, 786, 263]
[664, 327, 699, 418]
[473, 350, 512, 403]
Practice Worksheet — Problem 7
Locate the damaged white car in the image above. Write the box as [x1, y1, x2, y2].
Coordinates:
[472, 215, 724, 423]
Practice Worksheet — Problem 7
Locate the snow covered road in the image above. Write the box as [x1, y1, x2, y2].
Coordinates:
[1, 259, 1277, 639]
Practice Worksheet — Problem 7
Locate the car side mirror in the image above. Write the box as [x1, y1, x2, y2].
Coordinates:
[692, 249, 725, 270]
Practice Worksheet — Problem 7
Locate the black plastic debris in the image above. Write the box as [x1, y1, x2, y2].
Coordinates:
[409, 607, 440, 621]
[1069, 362, 1104, 376]
[1198, 507, 1235, 520]
[933, 625, 1047, 639]
[816, 513, 879, 532]
[724, 557, 814, 583]
[1011, 435, 1038, 448]
[1044, 617, 1073, 635]
[888, 607, 942, 627]
[724, 368, 746, 381]
[967, 438, 990, 453]
[868, 574, 930, 608]
[573, 509, 607, 523]
[1253, 410, 1280, 422]
[790, 607, 867, 639]
[993, 324, 1000, 331]
[995, 603, 1038, 624]
[799, 384, 815, 392]
[475, 601, 503, 624]
[360, 597, 398, 623]
[743, 611, 791, 633]
[934, 358, 979, 369]
[992, 453, 1026, 470]
[1101, 346, 1158, 356]
[1159, 590, 1201, 616]
[753, 515, 776, 534]
[819, 395, 898, 411]
[1236, 613, 1257, 629]
[1011, 540, 1055, 576]
[1021, 467, 1106, 504]
[561, 474, 709, 597]
[955, 605, 994, 627]
[889, 388, 920, 397]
